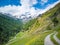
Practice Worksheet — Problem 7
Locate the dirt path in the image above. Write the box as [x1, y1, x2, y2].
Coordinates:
[44, 33, 54, 45]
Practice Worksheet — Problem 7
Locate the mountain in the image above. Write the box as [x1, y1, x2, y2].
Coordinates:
[1, 2, 60, 45]
[19, 14, 32, 22]
[6, 3, 60, 45]
[0, 13, 23, 45]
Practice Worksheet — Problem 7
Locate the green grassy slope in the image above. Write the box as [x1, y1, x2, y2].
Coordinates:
[6, 3, 60, 45]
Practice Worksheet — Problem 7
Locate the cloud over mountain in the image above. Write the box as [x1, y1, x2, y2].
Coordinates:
[0, 0, 60, 18]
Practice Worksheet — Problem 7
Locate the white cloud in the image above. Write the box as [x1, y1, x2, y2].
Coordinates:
[20, 0, 37, 7]
[0, 0, 60, 18]
[0, 0, 38, 18]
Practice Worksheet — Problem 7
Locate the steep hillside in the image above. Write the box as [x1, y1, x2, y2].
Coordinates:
[0, 13, 23, 45]
[6, 3, 60, 45]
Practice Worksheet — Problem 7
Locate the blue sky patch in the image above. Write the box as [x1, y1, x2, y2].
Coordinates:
[33, 0, 58, 9]
[0, 0, 21, 6]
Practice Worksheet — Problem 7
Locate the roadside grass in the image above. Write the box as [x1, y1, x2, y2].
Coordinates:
[56, 31, 60, 40]
[50, 33, 59, 45]
[57, 25, 60, 40]
[6, 30, 53, 45]
[50, 23, 60, 45]
[54, 24, 60, 40]
[25, 30, 53, 45]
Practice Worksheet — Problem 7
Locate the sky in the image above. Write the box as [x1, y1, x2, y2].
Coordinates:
[0, 0, 60, 18]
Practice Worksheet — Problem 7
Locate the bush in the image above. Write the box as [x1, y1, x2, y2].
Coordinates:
[52, 17, 58, 26]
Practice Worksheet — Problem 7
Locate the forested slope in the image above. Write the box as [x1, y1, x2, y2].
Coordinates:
[0, 13, 23, 45]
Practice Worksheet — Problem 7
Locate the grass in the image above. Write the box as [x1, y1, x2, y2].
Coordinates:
[28, 30, 53, 45]
[54, 24, 60, 39]
[56, 31, 60, 39]
[50, 24, 60, 45]
[6, 30, 53, 45]
[50, 32, 59, 45]
[8, 31, 25, 42]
